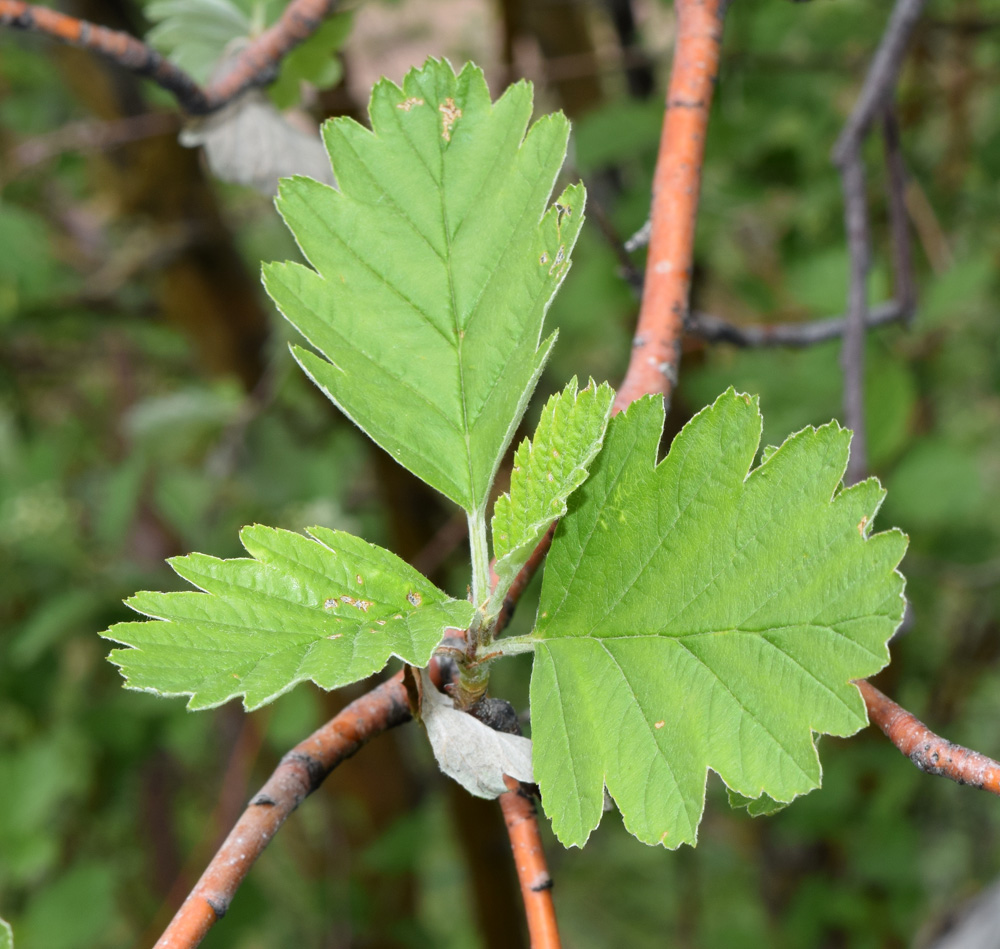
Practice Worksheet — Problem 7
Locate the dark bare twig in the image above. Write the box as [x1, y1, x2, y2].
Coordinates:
[0, 0, 340, 115]
[882, 108, 917, 322]
[686, 301, 908, 348]
[837, 155, 871, 485]
[832, 0, 926, 484]
[4, 112, 178, 179]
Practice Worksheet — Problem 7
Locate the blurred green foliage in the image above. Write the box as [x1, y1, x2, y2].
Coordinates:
[3, 0, 1000, 946]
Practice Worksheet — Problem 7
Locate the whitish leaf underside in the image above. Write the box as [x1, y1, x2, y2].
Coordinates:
[104, 525, 474, 710]
[419, 670, 533, 798]
[530, 390, 907, 848]
[263, 59, 585, 514]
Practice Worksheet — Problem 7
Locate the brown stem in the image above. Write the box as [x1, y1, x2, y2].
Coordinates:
[0, 0, 341, 115]
[500, 776, 560, 949]
[614, 0, 728, 413]
[153, 673, 411, 949]
[857, 680, 1000, 794]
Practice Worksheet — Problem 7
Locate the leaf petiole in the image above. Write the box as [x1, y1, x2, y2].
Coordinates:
[490, 635, 538, 658]
[468, 509, 492, 613]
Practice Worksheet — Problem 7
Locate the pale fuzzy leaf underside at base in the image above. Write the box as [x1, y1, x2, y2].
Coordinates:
[419, 670, 533, 798]
[530, 389, 908, 848]
[490, 377, 614, 613]
[0, 915, 11, 949]
[103, 525, 474, 710]
[263, 58, 585, 514]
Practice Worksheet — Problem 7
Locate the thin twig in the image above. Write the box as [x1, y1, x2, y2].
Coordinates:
[837, 154, 871, 485]
[0, 0, 340, 115]
[613, 0, 729, 412]
[831, 0, 926, 485]
[857, 680, 1000, 794]
[881, 108, 917, 322]
[831, 0, 928, 163]
[686, 300, 908, 348]
[5, 112, 178, 178]
[500, 776, 560, 949]
[153, 674, 411, 949]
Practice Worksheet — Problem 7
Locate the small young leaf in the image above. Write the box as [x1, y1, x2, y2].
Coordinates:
[418, 670, 533, 798]
[490, 378, 613, 610]
[146, 0, 251, 84]
[103, 525, 473, 710]
[530, 390, 907, 848]
[263, 59, 585, 515]
[268, 14, 353, 109]
[727, 788, 788, 818]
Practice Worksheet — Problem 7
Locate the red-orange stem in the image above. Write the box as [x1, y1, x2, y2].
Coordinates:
[856, 680, 1000, 794]
[0, 0, 340, 115]
[500, 776, 560, 949]
[154, 673, 411, 949]
[614, 0, 727, 412]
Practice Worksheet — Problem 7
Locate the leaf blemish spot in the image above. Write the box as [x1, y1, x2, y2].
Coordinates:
[356, 600, 372, 612]
[407, 591, 422, 607]
[324, 598, 339, 609]
[548, 245, 566, 275]
[342, 595, 356, 607]
[654, 720, 665, 729]
[439, 98, 462, 141]
[539, 252, 549, 265]
[397, 97, 424, 111]
[327, 633, 343, 640]
[356, 574, 363, 584]
[857, 516, 868, 536]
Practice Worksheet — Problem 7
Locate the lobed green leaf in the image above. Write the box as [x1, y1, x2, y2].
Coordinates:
[103, 525, 473, 710]
[530, 389, 908, 848]
[263, 58, 585, 515]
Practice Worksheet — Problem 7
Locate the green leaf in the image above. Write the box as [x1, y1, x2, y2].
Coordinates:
[530, 390, 907, 848]
[490, 377, 613, 611]
[269, 13, 353, 109]
[263, 59, 585, 515]
[727, 788, 788, 818]
[103, 525, 474, 710]
[146, 0, 251, 84]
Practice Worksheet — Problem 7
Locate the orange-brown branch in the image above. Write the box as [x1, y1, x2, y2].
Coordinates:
[0, 0, 340, 115]
[614, 0, 727, 412]
[154, 673, 411, 949]
[857, 680, 1000, 794]
[500, 776, 560, 949]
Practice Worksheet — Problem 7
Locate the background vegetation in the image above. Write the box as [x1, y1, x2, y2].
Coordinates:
[2, 0, 1000, 946]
